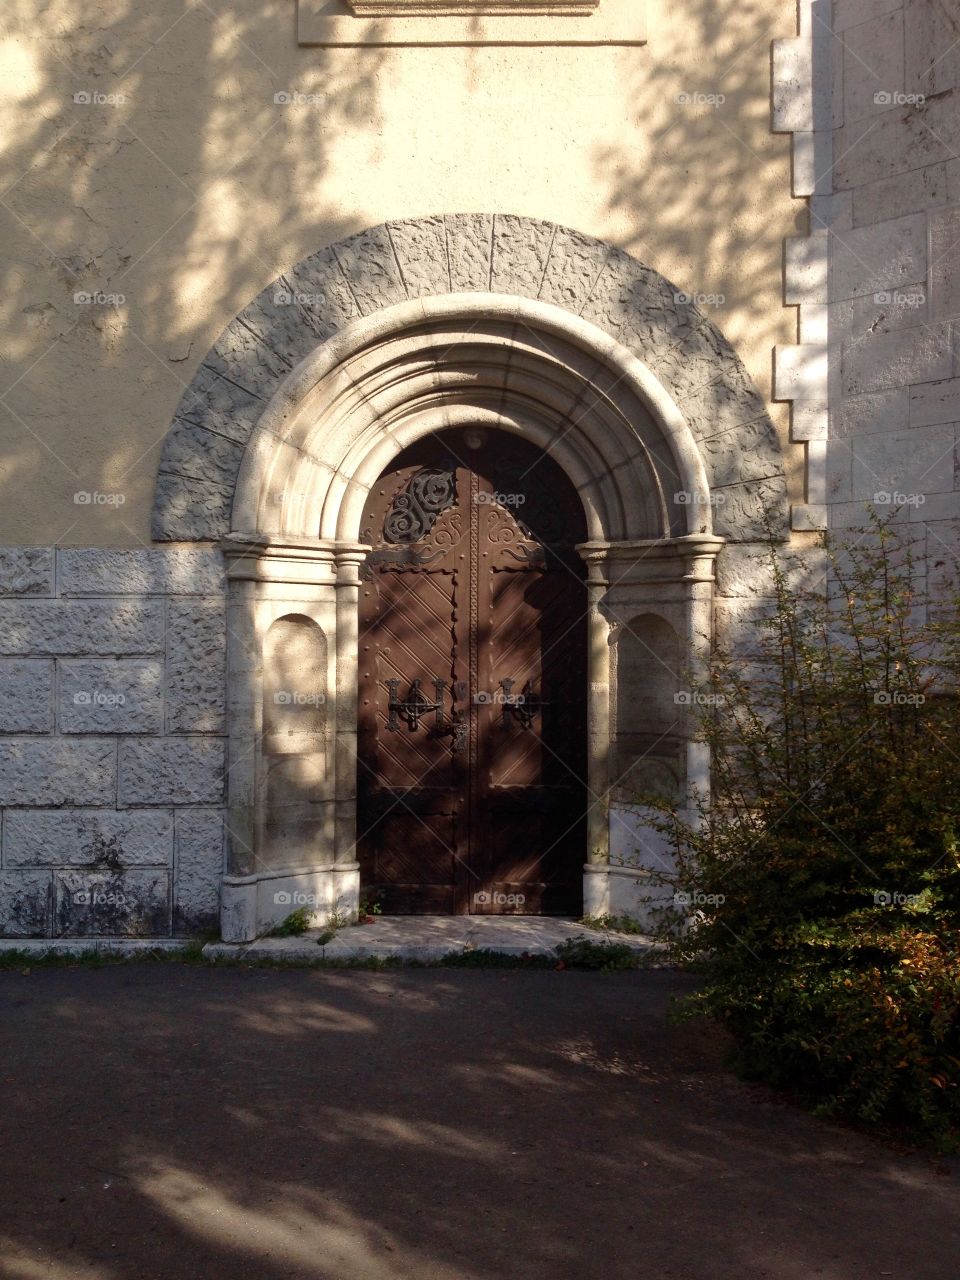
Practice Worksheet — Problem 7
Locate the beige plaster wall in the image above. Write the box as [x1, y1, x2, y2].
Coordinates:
[0, 0, 799, 548]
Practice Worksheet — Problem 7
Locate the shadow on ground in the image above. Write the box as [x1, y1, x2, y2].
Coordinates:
[0, 967, 957, 1279]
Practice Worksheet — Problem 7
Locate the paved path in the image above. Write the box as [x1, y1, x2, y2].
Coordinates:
[1, 965, 957, 1279]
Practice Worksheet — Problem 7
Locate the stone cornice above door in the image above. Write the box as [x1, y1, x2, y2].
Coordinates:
[298, 0, 643, 46]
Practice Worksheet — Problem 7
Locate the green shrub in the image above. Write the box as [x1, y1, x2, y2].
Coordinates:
[271, 907, 312, 937]
[649, 516, 960, 1144]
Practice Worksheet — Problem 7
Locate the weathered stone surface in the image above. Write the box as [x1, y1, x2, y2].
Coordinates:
[851, 425, 956, 499]
[3, 809, 174, 868]
[904, 0, 960, 97]
[388, 216, 450, 297]
[173, 808, 223, 934]
[158, 421, 247, 489]
[0, 660, 53, 732]
[842, 323, 953, 396]
[909, 377, 960, 428]
[829, 213, 926, 301]
[151, 218, 783, 542]
[0, 548, 54, 597]
[241, 287, 329, 372]
[118, 738, 225, 805]
[929, 206, 960, 322]
[539, 225, 610, 315]
[285, 246, 363, 340]
[332, 224, 407, 315]
[721, 542, 829, 596]
[445, 213, 494, 291]
[53, 869, 170, 937]
[59, 549, 225, 597]
[712, 476, 790, 541]
[58, 659, 163, 734]
[0, 599, 164, 656]
[0, 871, 50, 936]
[205, 316, 292, 393]
[834, 95, 960, 190]
[166, 598, 226, 733]
[491, 214, 556, 298]
[699, 417, 785, 488]
[832, 388, 910, 438]
[0, 739, 115, 805]
[714, 597, 780, 657]
[175, 364, 265, 445]
[852, 164, 948, 227]
[843, 9, 904, 123]
[152, 473, 234, 542]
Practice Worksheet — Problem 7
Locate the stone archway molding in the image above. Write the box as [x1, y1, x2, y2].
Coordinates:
[153, 214, 786, 545]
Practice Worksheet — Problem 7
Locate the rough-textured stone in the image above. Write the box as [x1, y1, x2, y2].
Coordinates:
[157, 421, 247, 489]
[175, 364, 265, 445]
[699, 417, 785, 487]
[59, 548, 225, 597]
[206, 316, 292, 393]
[53, 869, 170, 937]
[444, 213, 494, 291]
[491, 214, 556, 297]
[0, 599, 164, 656]
[332, 224, 408, 315]
[0, 660, 53, 732]
[716, 543, 826, 598]
[3, 809, 174, 868]
[58, 659, 164, 734]
[118, 738, 225, 806]
[0, 739, 116, 805]
[173, 808, 223, 934]
[0, 548, 54, 597]
[0, 870, 50, 936]
[285, 246, 363, 340]
[843, 9, 904, 123]
[833, 95, 960, 190]
[388, 216, 450, 297]
[539, 226, 610, 315]
[166, 598, 226, 733]
[712, 476, 790, 542]
[151, 218, 783, 543]
[152, 473, 234, 542]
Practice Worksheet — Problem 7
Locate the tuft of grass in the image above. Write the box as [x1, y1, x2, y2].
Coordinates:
[270, 908, 313, 937]
[555, 935, 640, 971]
[581, 913, 649, 937]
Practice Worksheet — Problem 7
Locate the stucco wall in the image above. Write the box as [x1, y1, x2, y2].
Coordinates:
[0, 0, 798, 549]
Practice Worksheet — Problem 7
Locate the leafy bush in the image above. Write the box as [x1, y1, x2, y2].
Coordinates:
[650, 518, 960, 1144]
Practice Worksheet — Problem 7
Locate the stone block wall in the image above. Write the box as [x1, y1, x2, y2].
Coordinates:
[0, 547, 226, 938]
[826, 0, 960, 566]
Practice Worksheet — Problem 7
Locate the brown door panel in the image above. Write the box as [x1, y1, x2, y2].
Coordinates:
[357, 429, 588, 915]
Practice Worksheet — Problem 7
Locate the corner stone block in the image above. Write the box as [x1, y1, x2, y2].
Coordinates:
[173, 808, 224, 934]
[3, 809, 174, 868]
[0, 739, 116, 806]
[118, 738, 226, 806]
[0, 871, 50, 936]
[0, 660, 54, 732]
[0, 599, 164, 656]
[0, 548, 54, 597]
[53, 869, 170, 937]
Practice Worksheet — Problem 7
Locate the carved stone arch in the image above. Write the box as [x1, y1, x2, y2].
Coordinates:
[152, 215, 785, 544]
[166, 216, 785, 941]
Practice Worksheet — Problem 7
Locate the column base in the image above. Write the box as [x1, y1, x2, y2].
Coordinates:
[221, 863, 361, 943]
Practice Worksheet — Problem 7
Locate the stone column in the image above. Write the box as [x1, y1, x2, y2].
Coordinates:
[333, 545, 368, 870]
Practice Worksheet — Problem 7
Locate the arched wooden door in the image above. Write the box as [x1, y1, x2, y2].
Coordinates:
[356, 428, 588, 915]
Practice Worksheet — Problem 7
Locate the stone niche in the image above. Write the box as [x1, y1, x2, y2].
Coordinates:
[261, 614, 330, 869]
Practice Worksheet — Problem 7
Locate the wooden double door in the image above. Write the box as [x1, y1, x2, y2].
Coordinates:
[356, 428, 588, 915]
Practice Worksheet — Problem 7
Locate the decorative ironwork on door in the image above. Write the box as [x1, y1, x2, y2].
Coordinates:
[357, 428, 588, 915]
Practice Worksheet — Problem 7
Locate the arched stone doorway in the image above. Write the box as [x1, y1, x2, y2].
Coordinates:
[151, 216, 786, 942]
[357, 427, 589, 916]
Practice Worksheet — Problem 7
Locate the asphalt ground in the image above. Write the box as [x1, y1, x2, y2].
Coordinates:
[1, 964, 958, 1279]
